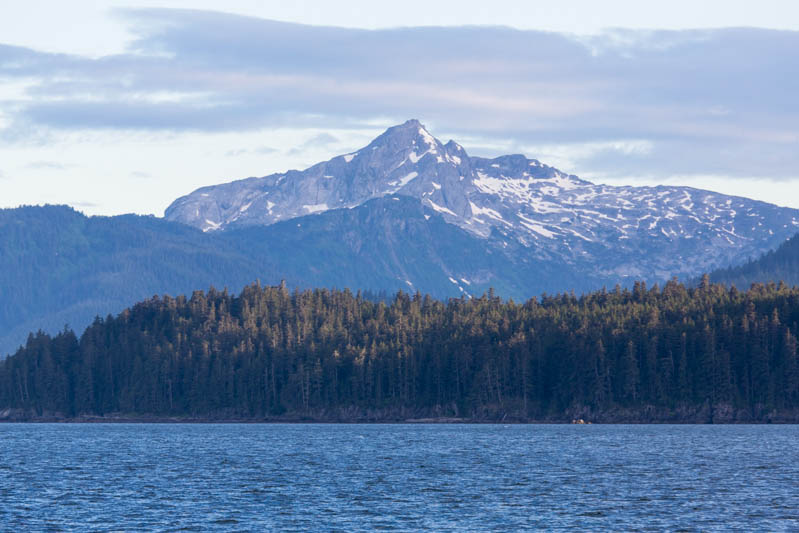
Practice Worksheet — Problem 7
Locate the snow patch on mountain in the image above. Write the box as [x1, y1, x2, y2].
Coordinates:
[427, 200, 457, 217]
[303, 204, 328, 214]
[390, 172, 418, 190]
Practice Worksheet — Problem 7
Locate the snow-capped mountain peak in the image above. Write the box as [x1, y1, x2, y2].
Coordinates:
[164, 120, 799, 283]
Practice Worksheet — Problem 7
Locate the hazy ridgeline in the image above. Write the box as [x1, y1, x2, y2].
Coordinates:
[2, 278, 798, 422]
[709, 233, 799, 289]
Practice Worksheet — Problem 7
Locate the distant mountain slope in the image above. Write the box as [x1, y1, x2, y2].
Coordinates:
[0, 205, 264, 356]
[166, 119, 799, 281]
[225, 195, 600, 298]
[2, 199, 596, 356]
[708, 232, 799, 288]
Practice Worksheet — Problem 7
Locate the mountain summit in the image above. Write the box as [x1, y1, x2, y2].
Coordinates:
[165, 120, 799, 282]
[166, 119, 474, 230]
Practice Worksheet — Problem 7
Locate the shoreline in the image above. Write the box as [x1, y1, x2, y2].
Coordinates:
[4, 404, 799, 424]
[2, 416, 798, 425]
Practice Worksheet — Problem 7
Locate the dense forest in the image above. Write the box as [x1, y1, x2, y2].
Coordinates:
[2, 278, 798, 422]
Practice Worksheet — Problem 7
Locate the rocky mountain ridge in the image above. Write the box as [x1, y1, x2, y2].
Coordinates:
[166, 120, 799, 282]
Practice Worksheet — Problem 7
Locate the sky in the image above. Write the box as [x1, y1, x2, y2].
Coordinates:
[1, 1, 798, 216]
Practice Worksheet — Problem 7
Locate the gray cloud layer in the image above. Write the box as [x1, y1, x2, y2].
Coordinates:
[1, 8, 798, 179]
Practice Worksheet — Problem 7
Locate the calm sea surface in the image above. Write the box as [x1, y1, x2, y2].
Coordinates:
[1, 424, 797, 531]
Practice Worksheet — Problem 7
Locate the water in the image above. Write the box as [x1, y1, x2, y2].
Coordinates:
[1, 424, 797, 531]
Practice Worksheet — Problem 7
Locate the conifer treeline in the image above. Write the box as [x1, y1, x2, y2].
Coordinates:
[2, 278, 798, 421]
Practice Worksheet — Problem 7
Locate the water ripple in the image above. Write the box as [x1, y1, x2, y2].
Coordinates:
[0, 424, 797, 531]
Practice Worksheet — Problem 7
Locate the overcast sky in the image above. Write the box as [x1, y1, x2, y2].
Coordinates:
[2, 1, 798, 215]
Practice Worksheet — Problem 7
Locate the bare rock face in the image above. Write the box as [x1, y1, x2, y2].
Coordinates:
[165, 119, 799, 283]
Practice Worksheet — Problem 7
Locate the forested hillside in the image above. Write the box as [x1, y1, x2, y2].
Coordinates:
[0, 205, 265, 356]
[2, 278, 798, 422]
[709, 233, 799, 288]
[0, 200, 593, 357]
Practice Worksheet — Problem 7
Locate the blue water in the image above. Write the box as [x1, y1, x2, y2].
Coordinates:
[1, 424, 797, 531]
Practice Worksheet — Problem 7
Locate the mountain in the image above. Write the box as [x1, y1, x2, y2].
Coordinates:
[1, 199, 581, 356]
[4, 120, 799, 356]
[167, 119, 799, 281]
[707, 232, 799, 288]
[0, 205, 264, 357]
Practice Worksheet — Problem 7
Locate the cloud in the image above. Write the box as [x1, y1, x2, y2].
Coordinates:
[26, 160, 71, 170]
[69, 201, 99, 209]
[0, 9, 798, 181]
[225, 145, 278, 157]
[288, 132, 339, 155]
